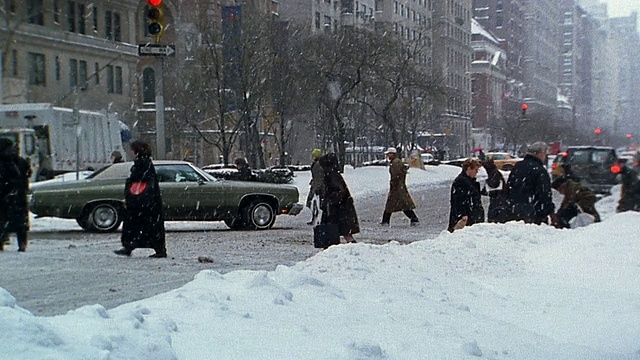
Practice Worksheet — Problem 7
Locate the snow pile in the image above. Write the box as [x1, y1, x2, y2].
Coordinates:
[5, 211, 640, 359]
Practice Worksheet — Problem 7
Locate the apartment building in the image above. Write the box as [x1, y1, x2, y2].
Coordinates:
[0, 0, 140, 121]
[432, 0, 473, 157]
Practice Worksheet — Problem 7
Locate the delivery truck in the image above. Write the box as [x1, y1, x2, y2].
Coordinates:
[0, 103, 125, 181]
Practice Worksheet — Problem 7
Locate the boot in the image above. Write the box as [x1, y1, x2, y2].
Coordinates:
[17, 232, 28, 252]
[113, 247, 132, 256]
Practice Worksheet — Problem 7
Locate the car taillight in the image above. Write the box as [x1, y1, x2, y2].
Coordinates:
[635, 161, 639, 167]
[611, 165, 622, 174]
[552, 163, 557, 170]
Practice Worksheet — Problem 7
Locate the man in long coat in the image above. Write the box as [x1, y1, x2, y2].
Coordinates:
[0, 138, 31, 252]
[306, 149, 325, 225]
[506, 142, 555, 225]
[380, 147, 419, 226]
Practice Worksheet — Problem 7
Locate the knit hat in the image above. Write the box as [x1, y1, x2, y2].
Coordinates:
[311, 149, 322, 159]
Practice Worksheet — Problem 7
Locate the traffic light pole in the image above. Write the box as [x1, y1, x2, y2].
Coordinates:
[155, 56, 165, 159]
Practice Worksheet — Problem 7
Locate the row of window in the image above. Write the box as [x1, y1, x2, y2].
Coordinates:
[7, 51, 124, 94]
[393, 1, 430, 25]
[8, 0, 123, 42]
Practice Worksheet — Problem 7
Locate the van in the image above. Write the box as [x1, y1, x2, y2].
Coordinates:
[563, 146, 618, 194]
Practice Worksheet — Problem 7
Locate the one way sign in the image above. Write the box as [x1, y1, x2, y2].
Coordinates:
[138, 44, 176, 57]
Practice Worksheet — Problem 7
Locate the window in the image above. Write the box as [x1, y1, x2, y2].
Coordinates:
[79, 60, 87, 89]
[113, 13, 121, 41]
[324, 15, 331, 33]
[55, 56, 61, 80]
[68, 1, 76, 32]
[105, 10, 112, 39]
[375, 0, 383, 12]
[77, 3, 85, 34]
[115, 66, 122, 94]
[315, 12, 320, 29]
[92, 5, 98, 33]
[94, 63, 100, 85]
[27, 0, 44, 25]
[106, 65, 114, 93]
[28, 52, 46, 85]
[54, 0, 60, 23]
[11, 50, 18, 76]
[143, 68, 155, 103]
[69, 59, 78, 87]
[106, 65, 123, 94]
[7, 0, 16, 13]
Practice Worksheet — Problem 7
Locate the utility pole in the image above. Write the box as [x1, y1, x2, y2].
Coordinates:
[74, 87, 81, 180]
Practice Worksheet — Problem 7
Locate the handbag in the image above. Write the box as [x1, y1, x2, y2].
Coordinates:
[129, 181, 148, 195]
[313, 223, 340, 249]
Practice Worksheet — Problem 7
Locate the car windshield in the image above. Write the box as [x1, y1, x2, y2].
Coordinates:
[490, 154, 506, 160]
[156, 164, 216, 182]
[569, 149, 615, 165]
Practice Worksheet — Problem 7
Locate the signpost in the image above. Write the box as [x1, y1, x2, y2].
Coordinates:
[138, 44, 175, 57]
[138, 44, 175, 159]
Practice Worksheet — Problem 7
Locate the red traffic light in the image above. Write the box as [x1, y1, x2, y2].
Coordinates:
[594, 127, 602, 135]
[146, 0, 162, 6]
[627, 133, 633, 139]
[521, 103, 528, 111]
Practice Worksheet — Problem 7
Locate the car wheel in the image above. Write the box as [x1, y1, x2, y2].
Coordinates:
[242, 200, 276, 230]
[224, 217, 245, 230]
[89, 203, 122, 233]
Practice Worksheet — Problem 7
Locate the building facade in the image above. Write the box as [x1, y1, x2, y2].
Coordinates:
[432, 0, 473, 157]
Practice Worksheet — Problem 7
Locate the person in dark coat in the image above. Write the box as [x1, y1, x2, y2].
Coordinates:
[0, 138, 31, 252]
[114, 140, 167, 258]
[552, 175, 601, 228]
[319, 153, 359, 244]
[448, 158, 485, 232]
[111, 150, 124, 164]
[380, 147, 419, 226]
[506, 142, 555, 225]
[306, 149, 325, 225]
[481, 159, 509, 223]
[233, 158, 255, 181]
[612, 158, 640, 212]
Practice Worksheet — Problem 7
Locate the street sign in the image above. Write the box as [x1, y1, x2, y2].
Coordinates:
[138, 44, 175, 57]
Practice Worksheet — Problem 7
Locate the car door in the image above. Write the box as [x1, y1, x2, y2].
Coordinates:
[155, 164, 202, 220]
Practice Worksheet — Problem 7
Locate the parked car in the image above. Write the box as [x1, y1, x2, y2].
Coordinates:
[485, 152, 521, 171]
[561, 146, 619, 194]
[202, 164, 294, 184]
[29, 161, 303, 232]
[550, 152, 568, 179]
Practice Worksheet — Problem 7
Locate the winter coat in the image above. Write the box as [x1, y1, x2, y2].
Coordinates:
[483, 164, 509, 223]
[0, 150, 30, 233]
[306, 159, 326, 207]
[384, 156, 416, 213]
[319, 154, 360, 236]
[506, 154, 555, 224]
[617, 166, 640, 212]
[559, 179, 601, 222]
[448, 171, 485, 232]
[121, 156, 166, 251]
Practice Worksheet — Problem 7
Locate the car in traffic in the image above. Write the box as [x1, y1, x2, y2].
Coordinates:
[550, 152, 568, 179]
[485, 152, 521, 171]
[29, 161, 303, 232]
[561, 146, 618, 194]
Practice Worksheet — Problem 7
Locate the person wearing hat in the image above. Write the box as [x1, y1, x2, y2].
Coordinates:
[306, 149, 325, 225]
[380, 147, 419, 226]
[233, 157, 255, 181]
[505, 141, 555, 225]
[0, 138, 31, 252]
[612, 158, 640, 212]
[111, 150, 124, 164]
[551, 175, 600, 228]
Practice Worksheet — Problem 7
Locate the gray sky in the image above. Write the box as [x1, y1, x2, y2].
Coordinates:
[601, 0, 640, 28]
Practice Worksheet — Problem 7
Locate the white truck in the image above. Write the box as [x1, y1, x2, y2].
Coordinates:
[0, 103, 125, 181]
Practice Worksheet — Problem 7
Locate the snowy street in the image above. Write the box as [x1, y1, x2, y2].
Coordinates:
[0, 165, 459, 316]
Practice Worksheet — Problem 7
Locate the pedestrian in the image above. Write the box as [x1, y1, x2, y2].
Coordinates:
[481, 159, 509, 223]
[380, 147, 420, 226]
[114, 140, 167, 258]
[612, 158, 640, 212]
[233, 158, 254, 181]
[319, 153, 359, 244]
[306, 149, 325, 225]
[111, 150, 124, 164]
[0, 138, 31, 252]
[448, 158, 485, 232]
[551, 175, 601, 228]
[506, 141, 555, 225]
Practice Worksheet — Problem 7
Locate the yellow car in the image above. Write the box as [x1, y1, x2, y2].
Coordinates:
[485, 152, 522, 171]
